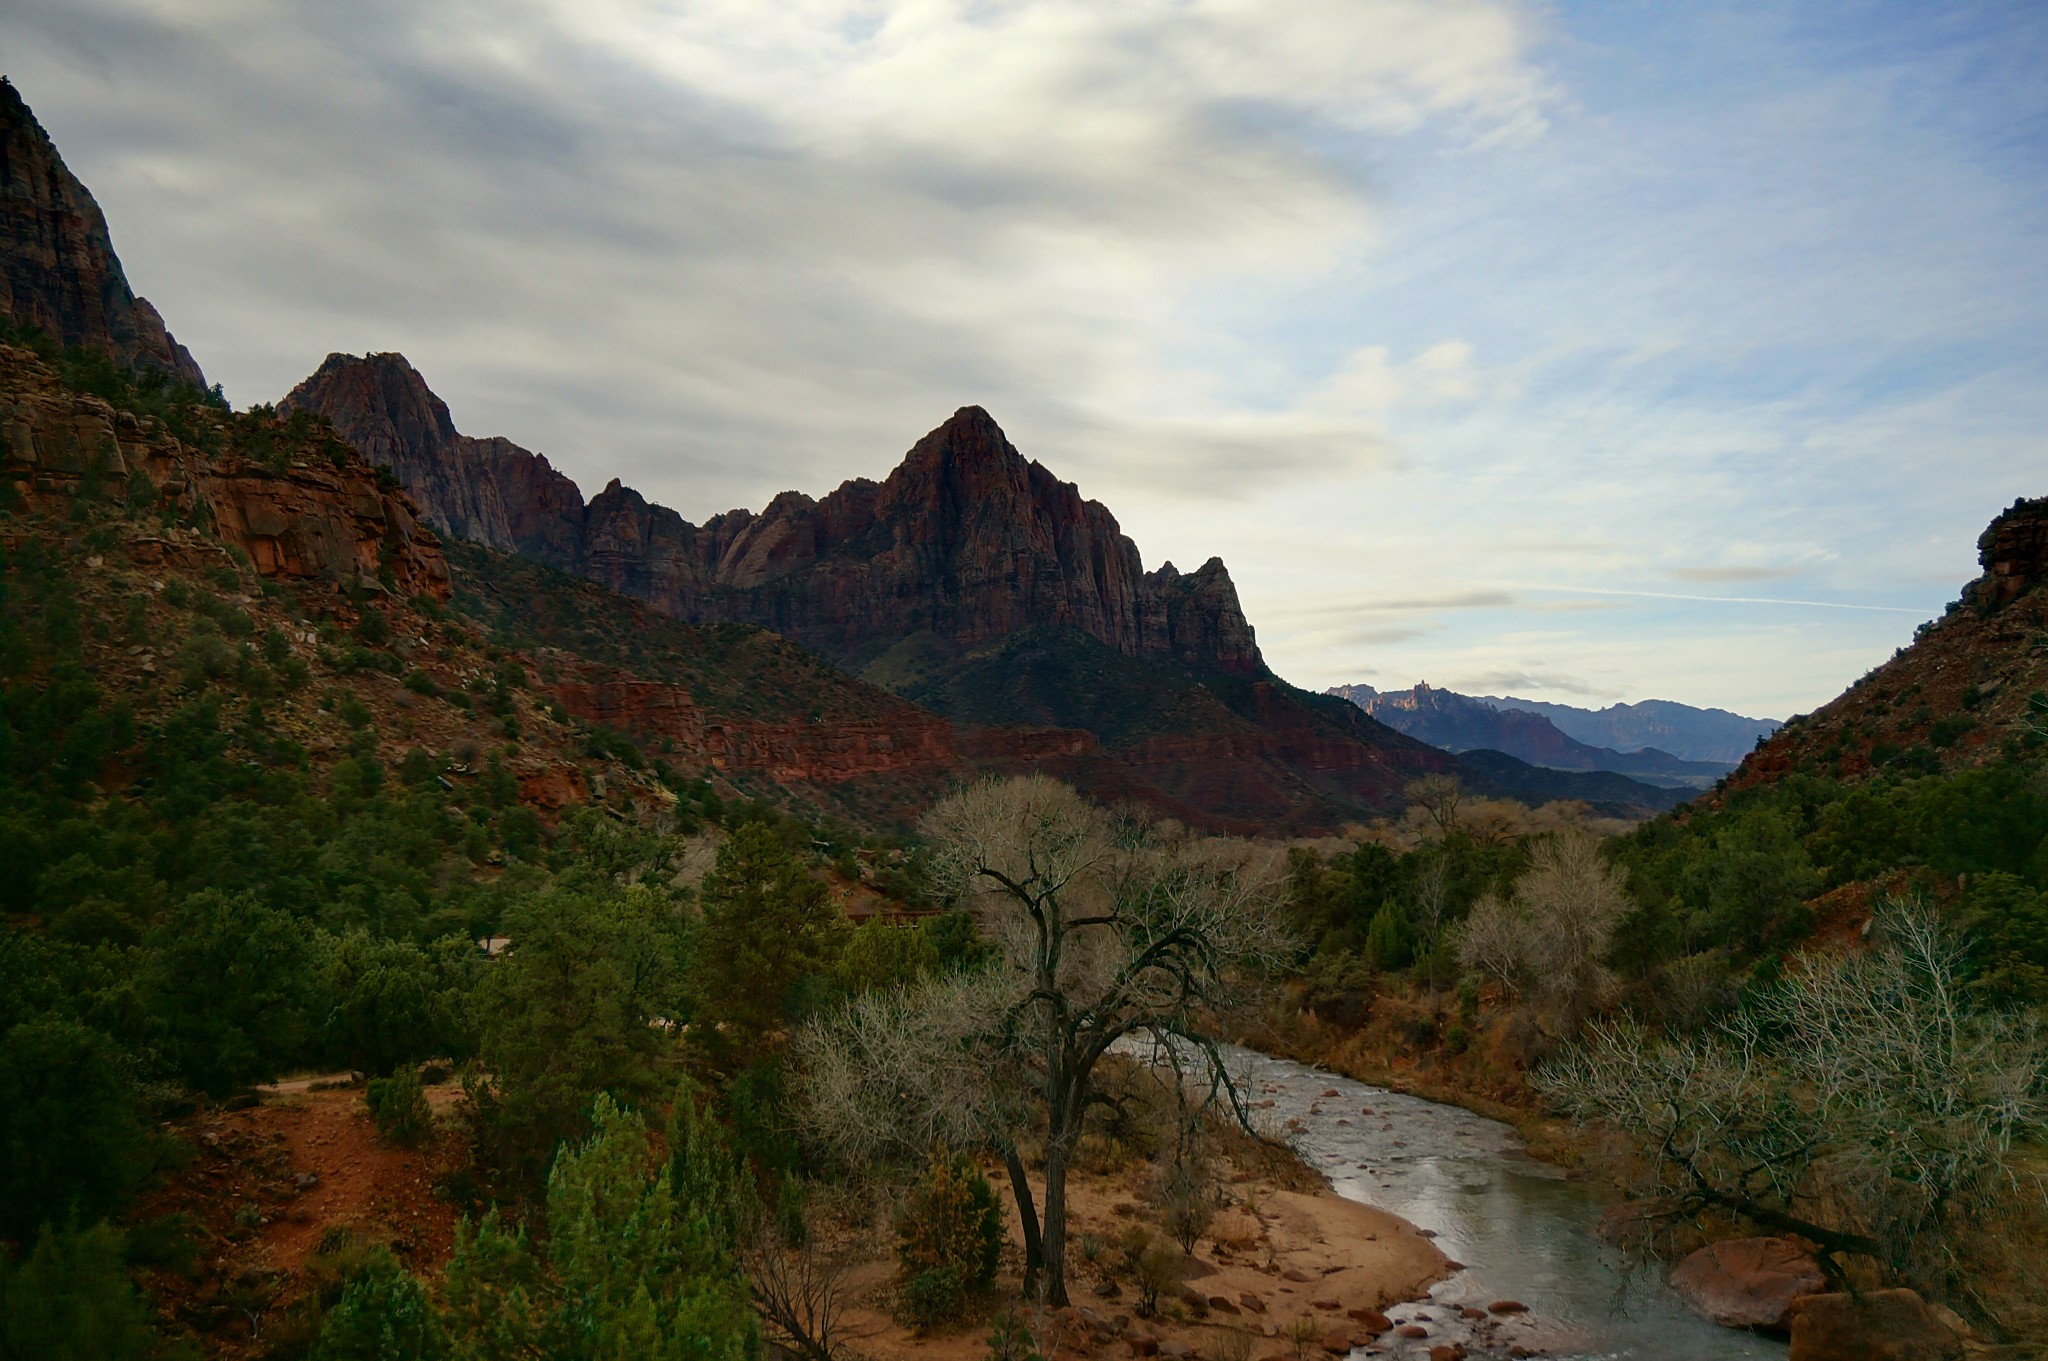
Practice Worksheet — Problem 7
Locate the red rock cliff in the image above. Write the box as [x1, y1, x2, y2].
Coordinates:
[0, 80, 206, 389]
[283, 355, 1264, 676]
[1, 343, 446, 600]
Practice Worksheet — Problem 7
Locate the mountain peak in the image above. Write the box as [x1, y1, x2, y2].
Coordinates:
[0, 80, 206, 387]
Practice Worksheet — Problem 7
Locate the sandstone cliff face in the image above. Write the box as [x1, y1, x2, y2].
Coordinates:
[281, 352, 587, 564]
[543, 666, 957, 785]
[0, 80, 206, 389]
[0, 343, 446, 600]
[282, 353, 1263, 676]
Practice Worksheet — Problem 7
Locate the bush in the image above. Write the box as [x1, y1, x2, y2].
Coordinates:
[901, 1266, 965, 1329]
[365, 1066, 433, 1145]
[308, 1245, 446, 1360]
[897, 1145, 1003, 1326]
[1157, 1154, 1216, 1255]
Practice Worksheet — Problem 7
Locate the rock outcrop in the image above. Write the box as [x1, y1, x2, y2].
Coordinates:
[1733, 494, 2048, 792]
[1967, 494, 2048, 612]
[283, 354, 1262, 677]
[1667, 1237, 1826, 1331]
[0, 80, 206, 388]
[545, 666, 957, 784]
[0, 343, 445, 599]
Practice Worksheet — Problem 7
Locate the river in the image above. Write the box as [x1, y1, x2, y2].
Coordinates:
[1226, 1046, 1784, 1360]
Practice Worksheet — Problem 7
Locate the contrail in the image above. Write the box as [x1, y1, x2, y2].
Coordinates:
[1529, 584, 1924, 614]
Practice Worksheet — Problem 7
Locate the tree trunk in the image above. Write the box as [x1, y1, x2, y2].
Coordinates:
[1041, 1132, 1072, 1307]
[1001, 1144, 1045, 1297]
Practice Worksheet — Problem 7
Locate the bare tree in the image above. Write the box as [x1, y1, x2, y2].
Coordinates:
[1405, 775, 1464, 838]
[743, 1221, 865, 1361]
[1455, 831, 1630, 1032]
[793, 776, 1293, 1307]
[1535, 903, 2048, 1304]
[1409, 857, 1453, 990]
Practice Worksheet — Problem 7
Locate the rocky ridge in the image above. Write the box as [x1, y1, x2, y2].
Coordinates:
[1733, 496, 2048, 791]
[0, 343, 442, 599]
[282, 353, 1261, 676]
[285, 352, 1693, 829]
[0, 336, 970, 822]
[0, 80, 206, 388]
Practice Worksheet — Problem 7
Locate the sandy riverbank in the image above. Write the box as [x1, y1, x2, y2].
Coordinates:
[840, 1139, 1452, 1361]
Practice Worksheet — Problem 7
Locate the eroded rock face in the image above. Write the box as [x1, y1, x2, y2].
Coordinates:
[1970, 495, 2048, 612]
[1668, 1237, 1826, 1331]
[1786, 1289, 1968, 1361]
[0, 80, 206, 388]
[0, 343, 447, 600]
[281, 352, 586, 564]
[544, 666, 958, 783]
[283, 354, 1263, 676]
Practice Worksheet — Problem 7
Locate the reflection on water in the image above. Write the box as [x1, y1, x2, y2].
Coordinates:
[1222, 1046, 1783, 1360]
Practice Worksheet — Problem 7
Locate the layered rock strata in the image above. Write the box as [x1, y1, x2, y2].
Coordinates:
[0, 343, 445, 599]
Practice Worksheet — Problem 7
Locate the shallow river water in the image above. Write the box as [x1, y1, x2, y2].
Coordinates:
[1226, 1047, 1783, 1360]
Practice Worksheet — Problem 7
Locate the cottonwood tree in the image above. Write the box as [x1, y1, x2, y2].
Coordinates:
[1536, 904, 2048, 1304]
[793, 775, 1291, 1306]
[1457, 831, 1630, 1034]
[1406, 775, 1464, 838]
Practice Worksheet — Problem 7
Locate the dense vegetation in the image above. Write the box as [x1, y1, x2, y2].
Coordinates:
[1276, 724, 2048, 1334]
[0, 341, 979, 1359]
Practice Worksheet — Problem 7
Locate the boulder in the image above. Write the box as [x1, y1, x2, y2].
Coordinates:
[1787, 1290, 1968, 1361]
[1669, 1236, 1826, 1330]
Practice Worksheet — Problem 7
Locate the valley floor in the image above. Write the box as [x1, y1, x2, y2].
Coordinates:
[139, 1077, 1451, 1360]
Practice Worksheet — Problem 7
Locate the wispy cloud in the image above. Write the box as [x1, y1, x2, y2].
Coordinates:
[4, 0, 2041, 718]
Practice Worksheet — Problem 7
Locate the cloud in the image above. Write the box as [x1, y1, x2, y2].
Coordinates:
[1445, 668, 1616, 699]
[1, 0, 1553, 518]
[4, 0, 2041, 721]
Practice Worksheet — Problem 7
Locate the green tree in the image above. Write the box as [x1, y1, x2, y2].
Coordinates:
[310, 1246, 447, 1360]
[324, 931, 473, 1076]
[691, 824, 839, 1065]
[0, 1018, 150, 1243]
[0, 1222, 160, 1361]
[441, 1094, 756, 1361]
[836, 917, 939, 995]
[148, 889, 321, 1095]
[471, 885, 682, 1188]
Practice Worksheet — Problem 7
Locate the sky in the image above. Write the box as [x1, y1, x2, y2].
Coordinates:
[6, 0, 2046, 719]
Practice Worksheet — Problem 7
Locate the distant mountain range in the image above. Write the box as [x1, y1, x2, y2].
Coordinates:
[1466, 694, 1781, 765]
[1327, 683, 1779, 789]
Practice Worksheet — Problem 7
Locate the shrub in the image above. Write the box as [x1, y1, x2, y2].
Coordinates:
[1158, 1157, 1216, 1255]
[366, 1066, 433, 1145]
[1131, 1237, 1179, 1319]
[986, 1310, 1045, 1361]
[897, 1144, 1003, 1326]
[308, 1245, 446, 1360]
